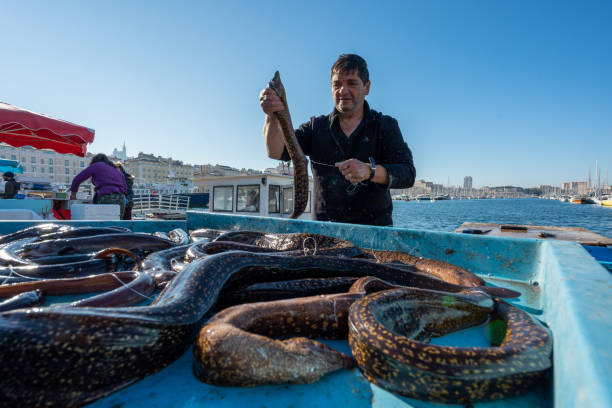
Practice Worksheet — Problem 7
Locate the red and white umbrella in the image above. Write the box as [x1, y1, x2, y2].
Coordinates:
[0, 102, 95, 157]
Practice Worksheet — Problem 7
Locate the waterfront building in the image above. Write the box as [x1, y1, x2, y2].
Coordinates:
[463, 176, 473, 190]
[0, 143, 88, 185]
[124, 152, 194, 188]
[562, 181, 588, 195]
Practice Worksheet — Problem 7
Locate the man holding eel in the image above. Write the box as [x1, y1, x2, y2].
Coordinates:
[260, 53, 416, 226]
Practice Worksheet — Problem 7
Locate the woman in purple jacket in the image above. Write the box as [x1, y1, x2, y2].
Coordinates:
[70, 153, 127, 217]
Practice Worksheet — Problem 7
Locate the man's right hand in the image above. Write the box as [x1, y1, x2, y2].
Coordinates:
[259, 87, 284, 116]
[70, 192, 77, 200]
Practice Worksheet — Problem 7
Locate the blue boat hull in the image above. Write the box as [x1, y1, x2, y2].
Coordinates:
[0, 212, 608, 408]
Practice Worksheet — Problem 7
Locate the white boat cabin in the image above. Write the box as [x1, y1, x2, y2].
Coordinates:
[200, 174, 313, 220]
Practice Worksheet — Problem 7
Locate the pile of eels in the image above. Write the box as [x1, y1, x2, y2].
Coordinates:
[0, 224, 552, 407]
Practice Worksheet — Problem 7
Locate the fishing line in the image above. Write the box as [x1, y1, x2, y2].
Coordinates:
[302, 236, 318, 256]
[310, 159, 366, 193]
[110, 273, 155, 301]
[0, 265, 43, 285]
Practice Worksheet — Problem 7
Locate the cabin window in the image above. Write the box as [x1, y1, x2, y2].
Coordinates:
[305, 191, 312, 213]
[268, 185, 280, 213]
[213, 186, 234, 212]
[282, 186, 293, 214]
[237, 185, 260, 213]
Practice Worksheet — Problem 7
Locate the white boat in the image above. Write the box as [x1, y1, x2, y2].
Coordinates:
[194, 174, 313, 220]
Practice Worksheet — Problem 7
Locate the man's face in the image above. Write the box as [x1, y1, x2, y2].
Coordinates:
[331, 70, 370, 115]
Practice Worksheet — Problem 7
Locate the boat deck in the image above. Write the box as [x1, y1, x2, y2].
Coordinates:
[455, 222, 612, 246]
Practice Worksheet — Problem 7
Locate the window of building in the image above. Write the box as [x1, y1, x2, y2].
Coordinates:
[11, 155, 16, 161]
[212, 186, 234, 212]
[65, 167, 70, 174]
[49, 166, 54, 173]
[80, 161, 84, 167]
[65, 160, 69, 166]
[31, 165, 36, 172]
[282, 186, 293, 214]
[40, 158, 45, 164]
[268, 185, 280, 213]
[236, 185, 260, 213]
[49, 159, 53, 165]
[31, 157, 36, 163]
[41, 167, 45, 173]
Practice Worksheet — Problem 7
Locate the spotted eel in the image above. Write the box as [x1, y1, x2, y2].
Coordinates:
[360, 248, 485, 287]
[212, 231, 516, 297]
[268, 71, 309, 218]
[348, 288, 552, 403]
[0, 251, 517, 407]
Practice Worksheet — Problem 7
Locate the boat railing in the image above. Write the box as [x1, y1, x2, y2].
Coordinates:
[132, 193, 190, 217]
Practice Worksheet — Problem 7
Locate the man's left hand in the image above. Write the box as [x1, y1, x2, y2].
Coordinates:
[335, 159, 369, 184]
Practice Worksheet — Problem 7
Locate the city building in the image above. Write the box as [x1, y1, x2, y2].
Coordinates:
[562, 181, 588, 195]
[0, 143, 88, 185]
[124, 152, 194, 189]
[463, 176, 472, 190]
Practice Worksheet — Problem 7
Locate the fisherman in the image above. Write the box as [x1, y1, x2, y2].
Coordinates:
[69, 154, 127, 218]
[260, 53, 416, 226]
[2, 171, 20, 199]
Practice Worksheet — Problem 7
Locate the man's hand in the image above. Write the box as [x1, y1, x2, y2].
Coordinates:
[335, 159, 370, 184]
[259, 87, 284, 116]
[70, 192, 77, 200]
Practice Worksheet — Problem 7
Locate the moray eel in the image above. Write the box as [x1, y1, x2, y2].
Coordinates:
[185, 240, 360, 262]
[0, 270, 149, 299]
[194, 292, 358, 386]
[213, 231, 359, 253]
[194, 276, 398, 386]
[188, 228, 228, 241]
[0, 289, 45, 312]
[348, 289, 552, 403]
[19, 233, 175, 258]
[168, 228, 190, 245]
[0, 259, 109, 284]
[0, 250, 516, 407]
[37, 226, 131, 241]
[268, 71, 309, 219]
[212, 232, 510, 294]
[218, 276, 360, 307]
[0, 224, 72, 245]
[360, 249, 486, 287]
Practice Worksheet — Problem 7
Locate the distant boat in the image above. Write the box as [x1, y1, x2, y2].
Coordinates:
[571, 196, 595, 204]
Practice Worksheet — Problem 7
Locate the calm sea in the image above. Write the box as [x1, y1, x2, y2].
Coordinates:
[392, 198, 612, 238]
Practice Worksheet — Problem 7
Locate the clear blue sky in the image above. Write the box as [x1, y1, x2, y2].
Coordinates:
[2, 0, 611, 188]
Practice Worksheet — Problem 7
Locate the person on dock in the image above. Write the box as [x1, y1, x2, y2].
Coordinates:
[2, 172, 20, 199]
[115, 162, 135, 220]
[260, 53, 416, 226]
[69, 154, 127, 218]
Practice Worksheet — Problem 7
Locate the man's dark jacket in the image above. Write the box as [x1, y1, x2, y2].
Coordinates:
[3, 179, 20, 199]
[281, 101, 415, 226]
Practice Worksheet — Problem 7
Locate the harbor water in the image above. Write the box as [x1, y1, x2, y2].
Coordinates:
[392, 198, 612, 238]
